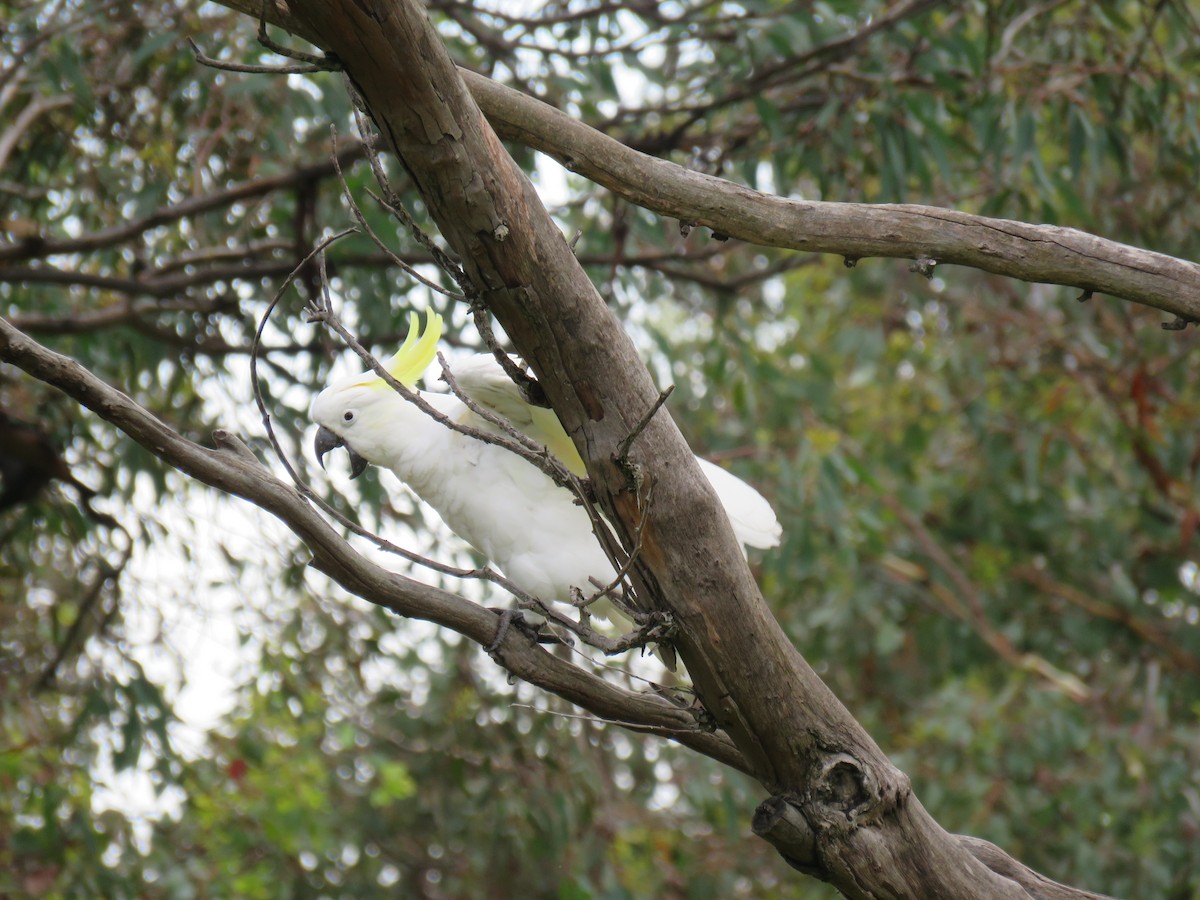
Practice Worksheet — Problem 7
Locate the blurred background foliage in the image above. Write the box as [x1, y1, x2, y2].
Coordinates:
[2, 0, 1199, 897]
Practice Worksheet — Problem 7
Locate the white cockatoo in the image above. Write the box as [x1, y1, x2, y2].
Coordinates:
[311, 310, 781, 610]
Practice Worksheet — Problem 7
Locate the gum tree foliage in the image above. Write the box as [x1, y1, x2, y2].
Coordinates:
[2, 1, 1199, 897]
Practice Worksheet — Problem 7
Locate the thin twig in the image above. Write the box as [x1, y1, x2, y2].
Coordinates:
[617, 384, 675, 460]
[187, 37, 328, 75]
[434, 348, 650, 632]
[434, 348, 655, 638]
[351, 106, 471, 293]
[367, 187, 471, 294]
[443, 316, 650, 622]
[469, 304, 547, 404]
[35, 536, 132, 690]
[329, 125, 465, 300]
[559, 637, 691, 693]
[435, 351, 569, 476]
[352, 106, 390, 191]
[578, 482, 653, 608]
[254, 1, 340, 69]
[509, 703, 703, 736]
[251, 228, 356, 485]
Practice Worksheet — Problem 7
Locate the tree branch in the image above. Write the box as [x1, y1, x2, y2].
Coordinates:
[202, 0, 1200, 321]
[0, 141, 365, 264]
[463, 70, 1200, 323]
[0, 313, 748, 774]
[0, 95, 74, 172]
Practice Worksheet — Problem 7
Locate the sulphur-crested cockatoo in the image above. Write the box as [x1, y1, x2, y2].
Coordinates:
[311, 310, 780, 608]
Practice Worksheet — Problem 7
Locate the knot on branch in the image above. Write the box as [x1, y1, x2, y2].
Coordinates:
[909, 256, 937, 279]
[693, 705, 719, 733]
[1161, 314, 1196, 331]
[805, 752, 911, 833]
[212, 429, 265, 467]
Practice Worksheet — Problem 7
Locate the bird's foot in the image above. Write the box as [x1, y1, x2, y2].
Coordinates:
[485, 608, 567, 654]
[486, 607, 520, 653]
[603, 610, 677, 657]
[634, 610, 677, 645]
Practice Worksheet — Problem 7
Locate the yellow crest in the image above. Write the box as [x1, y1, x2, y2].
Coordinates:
[359, 309, 443, 389]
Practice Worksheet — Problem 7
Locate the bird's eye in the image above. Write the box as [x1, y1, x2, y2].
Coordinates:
[343, 410, 356, 423]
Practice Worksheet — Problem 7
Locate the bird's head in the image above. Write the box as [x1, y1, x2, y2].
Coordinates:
[311, 309, 443, 479]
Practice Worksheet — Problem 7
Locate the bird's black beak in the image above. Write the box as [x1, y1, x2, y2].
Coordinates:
[314, 425, 369, 479]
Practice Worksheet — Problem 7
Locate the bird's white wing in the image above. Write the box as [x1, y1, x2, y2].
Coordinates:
[449, 353, 782, 550]
[449, 354, 587, 476]
[697, 457, 781, 549]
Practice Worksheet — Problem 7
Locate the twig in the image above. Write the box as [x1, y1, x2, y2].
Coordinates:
[186, 37, 329, 75]
[250, 227, 356, 487]
[351, 106, 472, 294]
[35, 535, 132, 690]
[433, 348, 651, 630]
[468, 304, 547, 404]
[435, 351, 568, 474]
[577, 482, 653, 609]
[254, 1, 340, 69]
[329, 125, 465, 300]
[509, 703, 702, 736]
[560, 637, 692, 693]
[882, 494, 1090, 702]
[436, 348, 651, 630]
[616, 384, 675, 460]
[366, 187, 472, 295]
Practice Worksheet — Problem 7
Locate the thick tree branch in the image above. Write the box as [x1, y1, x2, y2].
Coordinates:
[205, 0, 1200, 322]
[464, 70, 1200, 323]
[0, 314, 748, 775]
[753, 799, 1113, 900]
